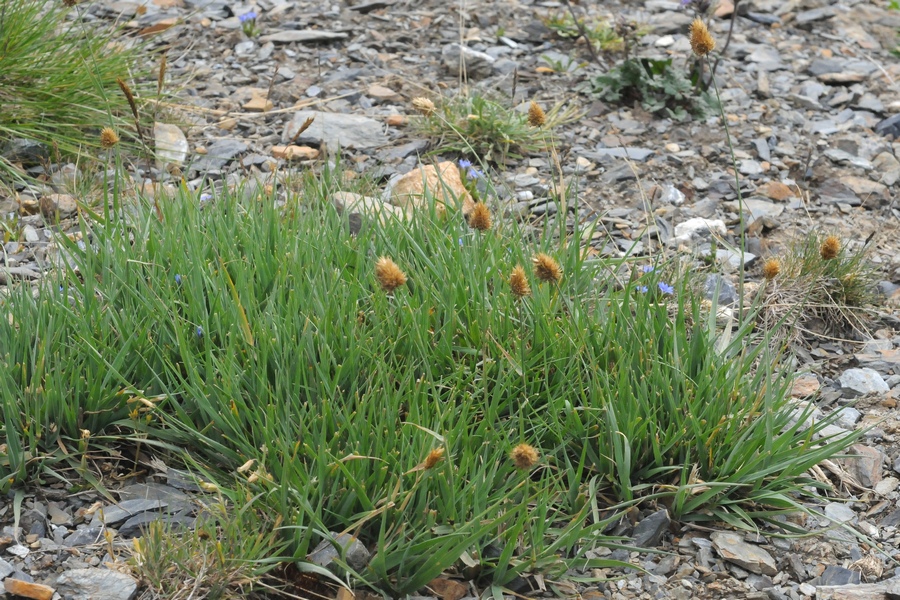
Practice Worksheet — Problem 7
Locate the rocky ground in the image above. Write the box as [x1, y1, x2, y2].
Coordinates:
[3, 0, 900, 597]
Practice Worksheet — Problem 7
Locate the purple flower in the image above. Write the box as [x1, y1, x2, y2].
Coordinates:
[239, 11, 257, 22]
[458, 159, 472, 169]
[658, 282, 674, 295]
[641, 265, 654, 273]
[466, 168, 483, 180]
[175, 274, 182, 285]
[196, 326, 204, 338]
[637, 285, 648, 294]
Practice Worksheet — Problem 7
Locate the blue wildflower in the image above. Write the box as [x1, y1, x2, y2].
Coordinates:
[637, 285, 648, 293]
[239, 11, 257, 22]
[458, 238, 464, 247]
[466, 168, 483, 180]
[641, 265, 654, 273]
[458, 159, 472, 169]
[175, 274, 182, 285]
[199, 193, 212, 203]
[658, 282, 674, 295]
[196, 326, 204, 338]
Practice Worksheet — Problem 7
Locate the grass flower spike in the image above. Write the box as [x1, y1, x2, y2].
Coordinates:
[820, 235, 840, 260]
[468, 203, 492, 232]
[762, 258, 781, 280]
[510, 444, 539, 470]
[100, 127, 119, 148]
[423, 448, 445, 470]
[527, 101, 546, 127]
[375, 256, 407, 293]
[690, 18, 716, 57]
[412, 97, 436, 116]
[533, 253, 562, 284]
[509, 265, 531, 298]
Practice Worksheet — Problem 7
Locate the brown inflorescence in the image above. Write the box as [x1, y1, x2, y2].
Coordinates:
[99, 127, 119, 149]
[820, 235, 840, 260]
[527, 101, 546, 128]
[762, 258, 781, 280]
[375, 256, 407, 293]
[423, 448, 445, 470]
[690, 18, 716, 57]
[533, 253, 562, 284]
[411, 97, 436, 117]
[509, 265, 531, 299]
[510, 443, 539, 470]
[468, 202, 492, 232]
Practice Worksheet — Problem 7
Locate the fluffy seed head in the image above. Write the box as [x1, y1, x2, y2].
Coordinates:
[509, 265, 531, 299]
[100, 127, 120, 148]
[412, 97, 436, 116]
[527, 101, 546, 127]
[375, 256, 407, 293]
[820, 235, 840, 260]
[762, 258, 781, 280]
[468, 203, 492, 232]
[62, 0, 76, 6]
[510, 444, 539, 470]
[690, 18, 716, 57]
[423, 448, 445, 470]
[533, 253, 562, 284]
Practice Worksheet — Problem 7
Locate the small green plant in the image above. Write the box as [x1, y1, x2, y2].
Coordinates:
[761, 233, 878, 340]
[585, 57, 717, 120]
[0, 0, 152, 183]
[539, 53, 588, 74]
[544, 13, 624, 51]
[413, 93, 575, 163]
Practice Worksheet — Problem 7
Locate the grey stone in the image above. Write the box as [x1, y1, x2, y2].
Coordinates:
[0, 558, 14, 579]
[441, 43, 495, 79]
[118, 512, 196, 538]
[64, 526, 104, 547]
[55, 568, 138, 600]
[808, 565, 860, 586]
[308, 532, 371, 574]
[704, 274, 738, 306]
[22, 225, 40, 243]
[91, 499, 167, 527]
[259, 30, 348, 44]
[710, 531, 777, 576]
[839, 444, 884, 488]
[823, 502, 856, 524]
[874, 476, 900, 496]
[117, 483, 193, 514]
[590, 147, 655, 162]
[875, 113, 900, 139]
[191, 139, 248, 172]
[833, 407, 862, 429]
[740, 159, 763, 176]
[154, 123, 189, 168]
[823, 149, 873, 170]
[632, 509, 670, 548]
[795, 6, 836, 24]
[716, 249, 758, 270]
[880, 508, 900, 528]
[283, 111, 387, 152]
[1, 138, 49, 165]
[837, 368, 890, 397]
[816, 179, 861, 205]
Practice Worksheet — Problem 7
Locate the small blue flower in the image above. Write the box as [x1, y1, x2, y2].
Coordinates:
[175, 274, 182, 285]
[466, 168, 483, 180]
[239, 11, 257, 22]
[59, 285, 64, 293]
[199, 193, 212, 203]
[458, 238, 464, 247]
[458, 159, 472, 169]
[637, 285, 648, 294]
[658, 282, 674, 295]
[196, 326, 204, 338]
[641, 265, 654, 273]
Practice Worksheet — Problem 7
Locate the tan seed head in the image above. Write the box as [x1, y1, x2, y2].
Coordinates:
[509, 265, 531, 299]
[690, 18, 716, 57]
[423, 448, 445, 470]
[510, 443, 539, 470]
[762, 258, 781, 280]
[820, 235, 840, 260]
[411, 97, 436, 116]
[468, 202, 492, 232]
[527, 101, 546, 128]
[533, 253, 562, 284]
[375, 256, 407, 293]
[100, 127, 120, 148]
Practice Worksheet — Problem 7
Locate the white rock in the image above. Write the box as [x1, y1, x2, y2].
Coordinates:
[672, 218, 726, 245]
[874, 476, 900, 496]
[154, 123, 189, 168]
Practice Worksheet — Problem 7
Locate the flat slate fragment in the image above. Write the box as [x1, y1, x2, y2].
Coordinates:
[259, 30, 348, 43]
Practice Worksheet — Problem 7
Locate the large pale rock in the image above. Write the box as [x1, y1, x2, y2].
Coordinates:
[332, 191, 408, 225]
[390, 162, 474, 217]
[55, 569, 138, 600]
[710, 531, 777, 576]
[283, 111, 387, 151]
[154, 123, 188, 168]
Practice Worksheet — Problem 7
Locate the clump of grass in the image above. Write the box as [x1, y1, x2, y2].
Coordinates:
[543, 12, 624, 52]
[0, 0, 151, 182]
[0, 162, 863, 595]
[760, 232, 878, 341]
[412, 92, 577, 163]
